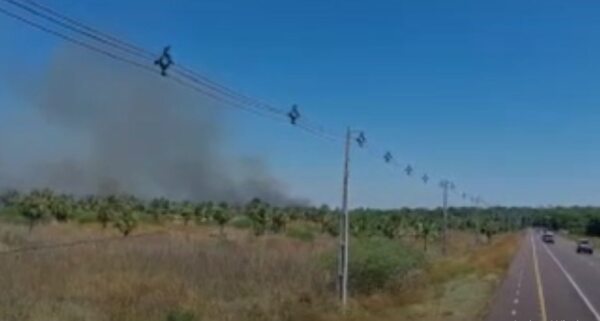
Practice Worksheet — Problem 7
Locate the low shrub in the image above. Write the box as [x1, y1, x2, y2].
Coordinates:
[326, 237, 425, 295]
[74, 210, 98, 224]
[428, 258, 473, 284]
[166, 310, 195, 321]
[286, 225, 315, 242]
[229, 215, 252, 229]
[351, 237, 425, 294]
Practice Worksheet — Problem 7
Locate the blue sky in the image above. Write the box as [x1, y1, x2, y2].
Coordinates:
[1, 0, 600, 207]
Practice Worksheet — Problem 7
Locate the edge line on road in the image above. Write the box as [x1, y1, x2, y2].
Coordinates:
[541, 240, 600, 321]
[531, 234, 548, 321]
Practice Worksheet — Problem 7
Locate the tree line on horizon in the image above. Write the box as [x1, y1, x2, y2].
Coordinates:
[0, 188, 599, 243]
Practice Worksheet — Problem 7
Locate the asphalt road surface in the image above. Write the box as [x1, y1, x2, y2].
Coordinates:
[486, 230, 600, 321]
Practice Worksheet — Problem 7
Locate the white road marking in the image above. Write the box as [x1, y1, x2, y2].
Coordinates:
[511, 309, 517, 316]
[513, 298, 519, 304]
[542, 241, 600, 321]
[516, 289, 520, 296]
[556, 235, 600, 272]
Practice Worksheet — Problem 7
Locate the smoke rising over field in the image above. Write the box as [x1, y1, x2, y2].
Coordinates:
[0, 48, 305, 205]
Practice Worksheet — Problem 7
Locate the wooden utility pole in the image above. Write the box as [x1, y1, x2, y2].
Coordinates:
[441, 180, 449, 256]
[338, 127, 351, 307]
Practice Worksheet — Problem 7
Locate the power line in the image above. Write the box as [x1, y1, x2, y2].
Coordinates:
[0, 3, 341, 143]
[3, 0, 152, 60]
[0, 1, 487, 204]
[0, 6, 156, 74]
[1, 0, 269, 109]
[5, 0, 343, 142]
[20, 0, 153, 58]
[0, 6, 268, 120]
[359, 140, 483, 206]
[4, 0, 291, 119]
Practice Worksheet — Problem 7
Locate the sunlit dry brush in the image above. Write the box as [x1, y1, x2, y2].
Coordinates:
[0, 221, 522, 321]
[469, 232, 521, 275]
[425, 232, 521, 321]
[340, 232, 521, 321]
[0, 224, 336, 321]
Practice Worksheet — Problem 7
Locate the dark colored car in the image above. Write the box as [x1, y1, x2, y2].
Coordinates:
[542, 232, 555, 244]
[576, 239, 594, 254]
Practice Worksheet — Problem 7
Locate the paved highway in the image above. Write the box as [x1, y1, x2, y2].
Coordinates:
[486, 230, 600, 321]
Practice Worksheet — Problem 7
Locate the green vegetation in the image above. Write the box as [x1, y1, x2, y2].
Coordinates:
[0, 188, 530, 321]
[346, 237, 424, 294]
[3, 189, 600, 243]
[166, 310, 195, 321]
[114, 208, 138, 237]
[5, 189, 600, 242]
[211, 202, 233, 235]
[524, 206, 600, 237]
[285, 224, 315, 242]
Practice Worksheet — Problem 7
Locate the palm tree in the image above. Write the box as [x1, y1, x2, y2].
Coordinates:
[96, 199, 112, 229]
[113, 202, 138, 237]
[212, 202, 232, 236]
[194, 202, 212, 224]
[180, 201, 194, 226]
[49, 194, 74, 222]
[323, 210, 340, 237]
[149, 197, 170, 222]
[481, 219, 500, 243]
[350, 213, 371, 237]
[246, 198, 269, 236]
[381, 214, 404, 239]
[415, 220, 438, 252]
[270, 207, 288, 233]
[20, 190, 50, 232]
[312, 204, 331, 232]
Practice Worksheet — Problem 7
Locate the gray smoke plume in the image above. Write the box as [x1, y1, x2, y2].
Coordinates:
[0, 47, 307, 205]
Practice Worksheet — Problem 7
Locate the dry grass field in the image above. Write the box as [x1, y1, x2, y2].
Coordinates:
[0, 222, 521, 321]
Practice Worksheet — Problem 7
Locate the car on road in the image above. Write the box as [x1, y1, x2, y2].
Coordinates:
[576, 239, 594, 254]
[542, 232, 555, 243]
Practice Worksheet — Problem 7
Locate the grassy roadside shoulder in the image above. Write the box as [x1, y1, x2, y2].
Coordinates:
[340, 232, 522, 321]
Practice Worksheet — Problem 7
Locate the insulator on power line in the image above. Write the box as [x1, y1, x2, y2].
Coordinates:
[154, 46, 173, 76]
[355, 132, 366, 147]
[422, 174, 429, 183]
[439, 179, 450, 189]
[404, 165, 413, 176]
[461, 192, 467, 199]
[384, 152, 393, 163]
[287, 105, 300, 125]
